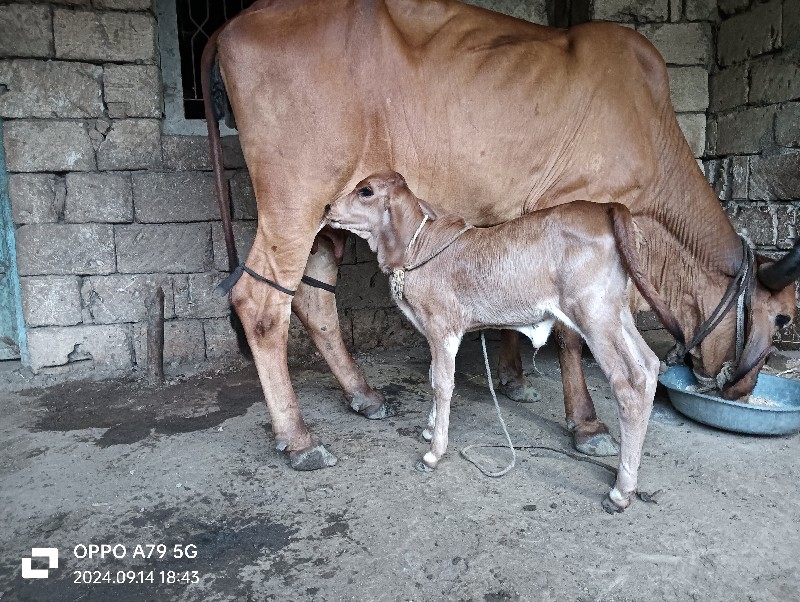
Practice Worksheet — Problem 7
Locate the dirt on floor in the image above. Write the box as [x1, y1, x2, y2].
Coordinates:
[0, 336, 798, 602]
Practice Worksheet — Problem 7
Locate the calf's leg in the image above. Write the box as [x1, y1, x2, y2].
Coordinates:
[555, 324, 619, 456]
[292, 236, 393, 419]
[580, 313, 658, 511]
[416, 333, 461, 472]
[422, 402, 436, 442]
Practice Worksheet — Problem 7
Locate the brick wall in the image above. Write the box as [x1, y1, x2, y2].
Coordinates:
[705, 0, 800, 346]
[0, 0, 795, 378]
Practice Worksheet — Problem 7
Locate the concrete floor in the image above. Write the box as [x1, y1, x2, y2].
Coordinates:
[0, 336, 798, 601]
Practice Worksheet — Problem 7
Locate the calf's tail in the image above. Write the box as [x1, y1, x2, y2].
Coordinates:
[608, 204, 686, 346]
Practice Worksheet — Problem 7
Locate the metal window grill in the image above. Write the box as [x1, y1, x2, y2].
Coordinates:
[176, 0, 256, 119]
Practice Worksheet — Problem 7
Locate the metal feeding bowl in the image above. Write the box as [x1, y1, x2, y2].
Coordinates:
[658, 365, 800, 435]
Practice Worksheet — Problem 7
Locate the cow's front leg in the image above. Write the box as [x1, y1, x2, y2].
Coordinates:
[497, 330, 541, 402]
[555, 324, 619, 457]
[292, 234, 393, 419]
[416, 334, 460, 472]
[231, 242, 336, 471]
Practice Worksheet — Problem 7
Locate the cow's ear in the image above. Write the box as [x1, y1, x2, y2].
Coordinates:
[417, 199, 439, 220]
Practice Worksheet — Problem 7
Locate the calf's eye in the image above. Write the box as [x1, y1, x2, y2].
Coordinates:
[358, 186, 374, 198]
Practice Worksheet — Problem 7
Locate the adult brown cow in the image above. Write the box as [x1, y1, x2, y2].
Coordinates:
[202, 0, 799, 470]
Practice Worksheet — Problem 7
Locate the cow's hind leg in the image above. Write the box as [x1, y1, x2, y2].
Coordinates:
[580, 313, 658, 512]
[497, 330, 541, 402]
[292, 235, 393, 419]
[231, 222, 337, 470]
[555, 324, 620, 456]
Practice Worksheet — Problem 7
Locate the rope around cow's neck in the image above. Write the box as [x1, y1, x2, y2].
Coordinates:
[666, 237, 755, 392]
[460, 331, 517, 477]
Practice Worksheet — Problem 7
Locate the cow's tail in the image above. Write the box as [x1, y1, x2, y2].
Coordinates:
[608, 204, 686, 346]
[201, 29, 252, 357]
[201, 29, 239, 273]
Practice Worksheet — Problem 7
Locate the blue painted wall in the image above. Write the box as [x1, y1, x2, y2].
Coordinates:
[0, 119, 26, 362]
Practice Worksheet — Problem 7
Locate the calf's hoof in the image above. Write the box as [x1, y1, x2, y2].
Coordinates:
[601, 496, 625, 514]
[421, 428, 433, 442]
[348, 390, 397, 420]
[289, 443, 338, 471]
[414, 459, 435, 473]
[601, 488, 631, 514]
[498, 376, 542, 403]
[572, 422, 620, 457]
[415, 460, 434, 473]
[415, 451, 439, 472]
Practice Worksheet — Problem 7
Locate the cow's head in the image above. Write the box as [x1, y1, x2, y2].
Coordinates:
[325, 171, 431, 269]
[693, 241, 799, 400]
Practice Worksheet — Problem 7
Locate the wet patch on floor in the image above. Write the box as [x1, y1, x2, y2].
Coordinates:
[29, 370, 262, 447]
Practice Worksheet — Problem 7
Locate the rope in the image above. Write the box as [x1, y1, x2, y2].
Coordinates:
[404, 224, 474, 271]
[460, 331, 517, 477]
[390, 221, 474, 302]
[459, 334, 618, 480]
[665, 237, 755, 391]
[406, 214, 429, 254]
[466, 444, 618, 476]
[301, 275, 336, 293]
[216, 263, 297, 296]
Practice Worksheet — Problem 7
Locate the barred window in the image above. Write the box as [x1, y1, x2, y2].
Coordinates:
[176, 0, 256, 119]
[156, 0, 255, 134]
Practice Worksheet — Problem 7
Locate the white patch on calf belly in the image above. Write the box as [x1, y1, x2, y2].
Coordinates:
[444, 334, 461, 357]
[514, 321, 554, 348]
[547, 306, 584, 339]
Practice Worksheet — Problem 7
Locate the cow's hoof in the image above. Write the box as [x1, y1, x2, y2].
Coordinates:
[498, 376, 542, 403]
[349, 390, 397, 420]
[421, 428, 433, 442]
[289, 444, 338, 470]
[574, 432, 620, 457]
[415, 459, 434, 473]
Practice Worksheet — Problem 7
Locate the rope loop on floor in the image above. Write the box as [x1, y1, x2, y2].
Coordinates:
[460, 331, 517, 477]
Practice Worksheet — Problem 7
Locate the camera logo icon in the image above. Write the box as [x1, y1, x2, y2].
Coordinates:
[21, 548, 59, 579]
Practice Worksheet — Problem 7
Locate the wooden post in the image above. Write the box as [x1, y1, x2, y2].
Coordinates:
[146, 286, 165, 385]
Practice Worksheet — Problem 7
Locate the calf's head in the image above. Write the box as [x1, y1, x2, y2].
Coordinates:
[326, 171, 437, 270]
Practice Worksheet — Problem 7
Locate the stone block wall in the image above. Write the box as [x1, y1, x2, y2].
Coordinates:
[0, 0, 546, 378]
[1, 0, 243, 376]
[1, 0, 796, 378]
[592, 0, 715, 159]
[705, 0, 800, 346]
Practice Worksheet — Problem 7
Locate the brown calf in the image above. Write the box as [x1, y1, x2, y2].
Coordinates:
[325, 171, 673, 512]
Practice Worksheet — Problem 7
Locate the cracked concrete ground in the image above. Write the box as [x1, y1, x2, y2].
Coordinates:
[0, 336, 798, 601]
